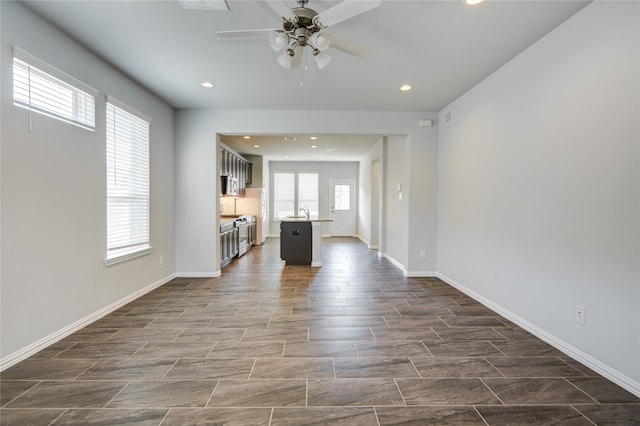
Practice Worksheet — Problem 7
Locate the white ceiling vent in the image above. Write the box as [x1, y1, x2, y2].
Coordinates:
[179, 0, 229, 11]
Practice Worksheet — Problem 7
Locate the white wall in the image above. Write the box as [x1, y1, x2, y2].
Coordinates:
[383, 136, 410, 269]
[408, 128, 439, 275]
[175, 110, 438, 276]
[359, 139, 383, 249]
[437, 0, 639, 392]
[0, 2, 175, 363]
[357, 142, 374, 245]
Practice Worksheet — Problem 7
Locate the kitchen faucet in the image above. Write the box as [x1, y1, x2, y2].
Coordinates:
[299, 206, 310, 219]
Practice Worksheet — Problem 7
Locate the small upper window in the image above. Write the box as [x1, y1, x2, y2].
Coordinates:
[12, 48, 97, 131]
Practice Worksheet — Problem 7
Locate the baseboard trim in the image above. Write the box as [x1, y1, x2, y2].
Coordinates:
[405, 270, 438, 277]
[0, 273, 177, 372]
[355, 235, 369, 246]
[175, 271, 220, 278]
[437, 272, 640, 398]
[381, 253, 406, 274]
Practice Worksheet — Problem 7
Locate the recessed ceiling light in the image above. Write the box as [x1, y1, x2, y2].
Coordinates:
[243, 136, 251, 139]
[400, 84, 412, 91]
[201, 81, 214, 88]
[253, 144, 260, 148]
[310, 145, 317, 149]
[310, 136, 318, 140]
[464, 0, 483, 5]
[284, 155, 290, 158]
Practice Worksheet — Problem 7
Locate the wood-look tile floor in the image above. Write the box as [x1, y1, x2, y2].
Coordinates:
[2, 238, 639, 425]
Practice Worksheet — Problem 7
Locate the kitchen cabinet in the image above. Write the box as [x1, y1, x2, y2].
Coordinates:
[220, 145, 252, 196]
[220, 220, 238, 268]
[280, 221, 312, 265]
[247, 215, 257, 246]
[245, 162, 252, 185]
[279, 217, 333, 267]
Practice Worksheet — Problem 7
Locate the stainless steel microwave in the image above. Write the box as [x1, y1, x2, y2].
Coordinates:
[221, 175, 239, 196]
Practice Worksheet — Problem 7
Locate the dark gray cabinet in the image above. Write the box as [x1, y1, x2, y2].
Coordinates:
[220, 221, 238, 268]
[280, 221, 312, 265]
[220, 145, 252, 197]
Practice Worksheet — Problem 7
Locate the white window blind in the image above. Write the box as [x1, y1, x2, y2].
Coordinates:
[273, 172, 295, 219]
[298, 173, 319, 216]
[12, 48, 96, 130]
[106, 98, 150, 265]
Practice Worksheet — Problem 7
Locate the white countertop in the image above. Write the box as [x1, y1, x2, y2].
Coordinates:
[279, 216, 333, 223]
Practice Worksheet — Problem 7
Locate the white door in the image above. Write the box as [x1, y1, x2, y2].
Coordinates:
[330, 179, 355, 237]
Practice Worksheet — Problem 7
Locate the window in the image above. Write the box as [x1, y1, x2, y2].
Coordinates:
[273, 172, 295, 219]
[12, 48, 96, 130]
[273, 172, 319, 219]
[333, 184, 351, 211]
[105, 98, 150, 265]
[298, 173, 319, 216]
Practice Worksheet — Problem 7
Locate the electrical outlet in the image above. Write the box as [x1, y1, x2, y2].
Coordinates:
[420, 250, 426, 259]
[575, 305, 585, 325]
[159, 255, 164, 265]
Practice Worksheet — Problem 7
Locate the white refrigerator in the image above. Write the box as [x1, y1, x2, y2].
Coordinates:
[236, 188, 267, 245]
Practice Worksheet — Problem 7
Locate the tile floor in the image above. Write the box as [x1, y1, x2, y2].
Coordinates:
[1, 237, 639, 425]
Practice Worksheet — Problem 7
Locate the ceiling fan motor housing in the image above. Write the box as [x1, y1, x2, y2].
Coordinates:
[284, 7, 322, 34]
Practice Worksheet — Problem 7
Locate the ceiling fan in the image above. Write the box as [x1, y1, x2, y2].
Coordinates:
[217, 0, 381, 69]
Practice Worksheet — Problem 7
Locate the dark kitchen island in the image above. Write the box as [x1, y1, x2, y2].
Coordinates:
[279, 216, 333, 267]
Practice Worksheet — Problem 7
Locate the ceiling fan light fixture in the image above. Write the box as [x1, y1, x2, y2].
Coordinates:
[277, 50, 295, 69]
[313, 50, 331, 69]
[269, 31, 288, 51]
[309, 32, 330, 51]
[218, 0, 380, 72]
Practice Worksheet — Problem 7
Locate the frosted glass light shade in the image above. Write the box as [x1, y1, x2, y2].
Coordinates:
[269, 32, 287, 51]
[277, 51, 294, 68]
[313, 51, 331, 69]
[309, 32, 330, 51]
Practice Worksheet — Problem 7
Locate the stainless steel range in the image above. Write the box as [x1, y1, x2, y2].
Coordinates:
[235, 216, 249, 257]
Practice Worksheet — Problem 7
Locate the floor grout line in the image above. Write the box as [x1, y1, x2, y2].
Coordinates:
[1, 239, 637, 424]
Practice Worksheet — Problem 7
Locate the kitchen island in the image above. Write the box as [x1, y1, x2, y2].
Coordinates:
[279, 216, 333, 267]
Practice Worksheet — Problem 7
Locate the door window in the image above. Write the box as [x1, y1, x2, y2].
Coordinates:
[333, 184, 351, 211]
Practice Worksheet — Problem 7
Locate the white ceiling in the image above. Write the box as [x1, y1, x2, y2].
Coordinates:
[21, 0, 590, 160]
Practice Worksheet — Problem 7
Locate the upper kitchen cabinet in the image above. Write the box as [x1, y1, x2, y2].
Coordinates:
[220, 144, 252, 196]
[244, 154, 263, 188]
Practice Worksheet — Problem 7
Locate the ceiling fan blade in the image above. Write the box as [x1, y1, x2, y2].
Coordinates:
[314, 0, 380, 28]
[217, 29, 278, 38]
[263, 0, 297, 22]
[327, 33, 371, 58]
